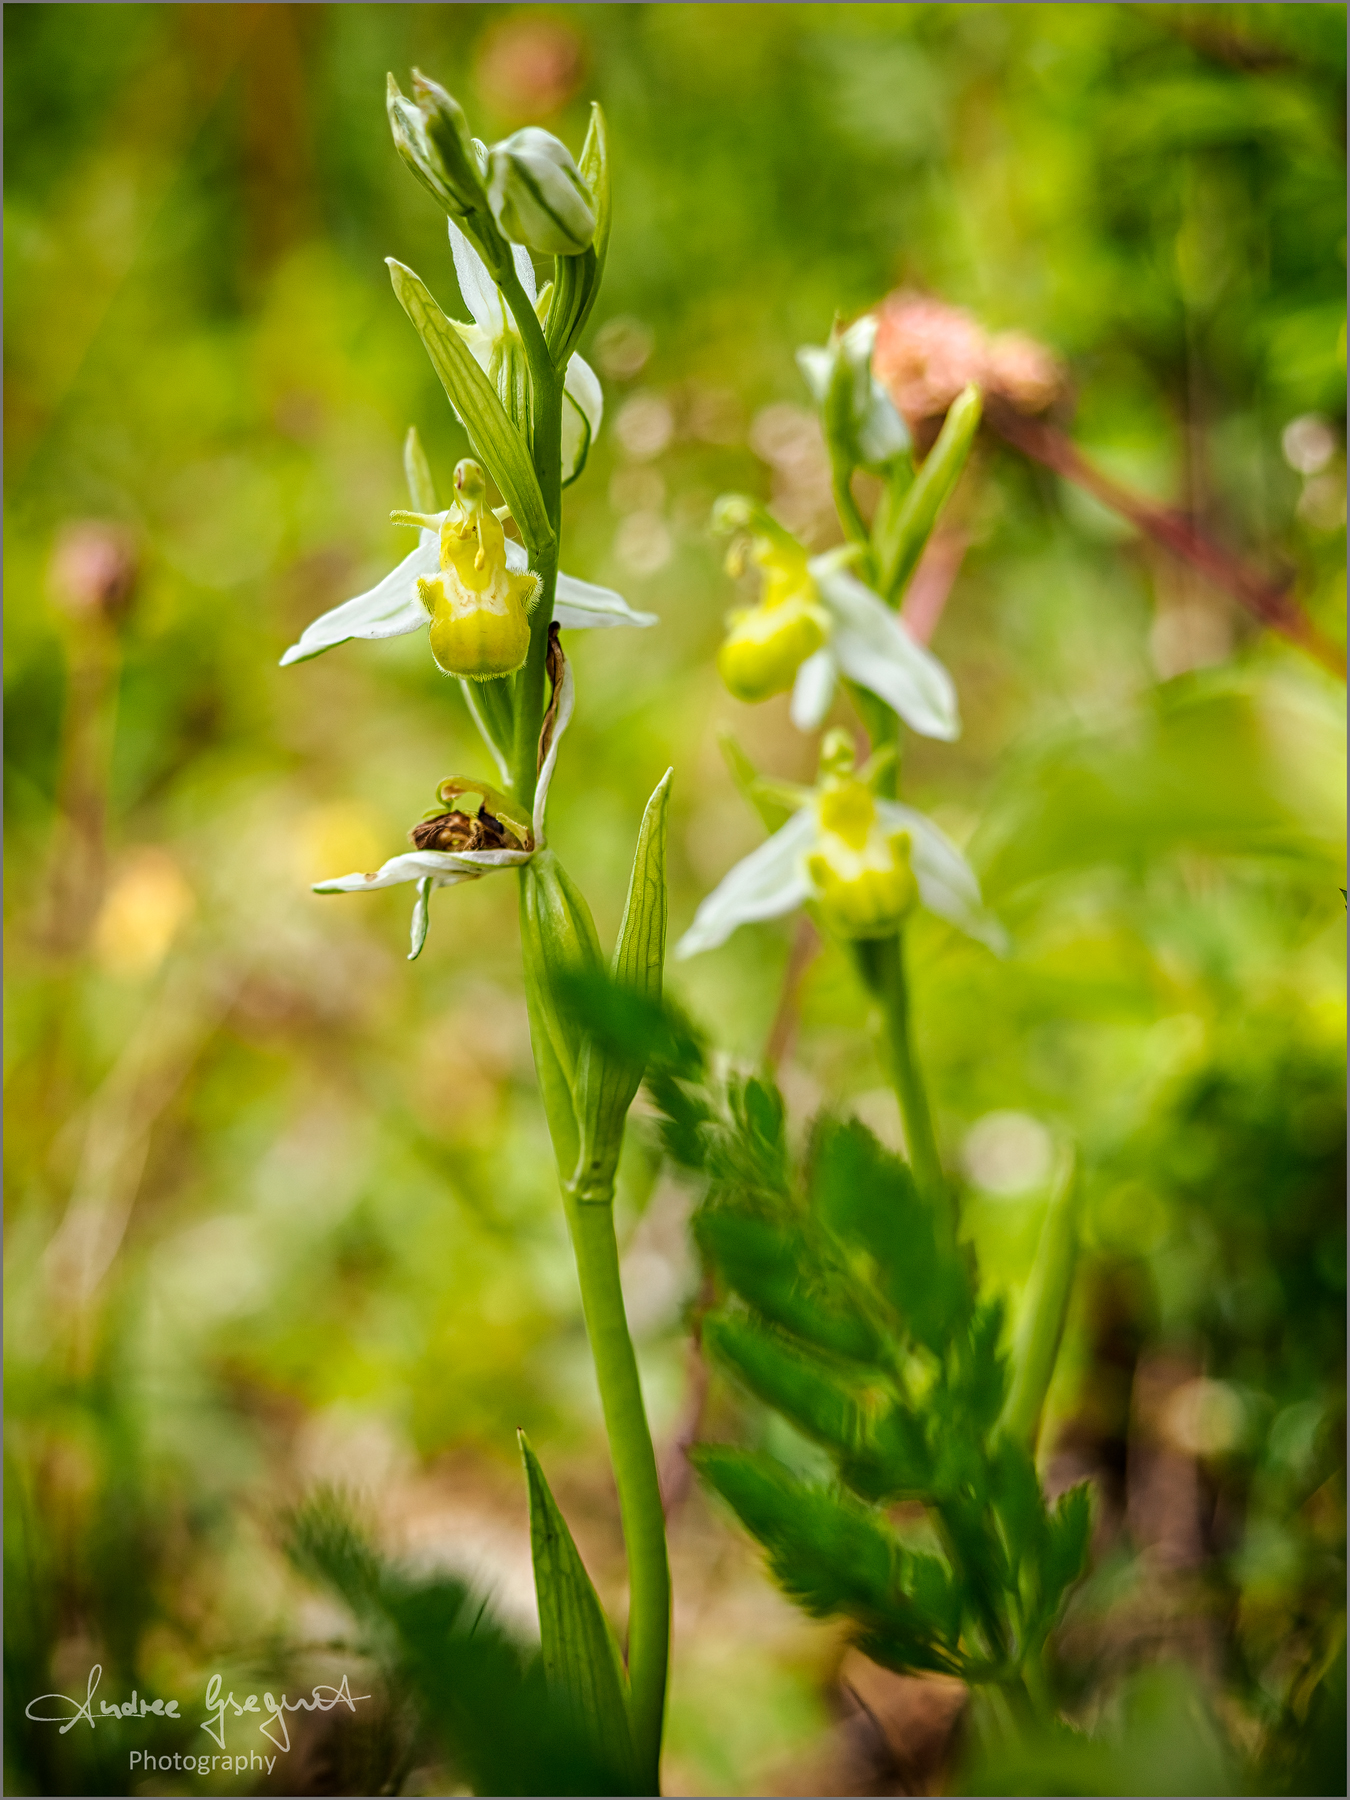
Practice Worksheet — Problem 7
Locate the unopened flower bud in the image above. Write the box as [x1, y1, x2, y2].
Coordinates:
[397, 458, 539, 679]
[806, 774, 916, 939]
[387, 72, 486, 218]
[487, 127, 595, 256]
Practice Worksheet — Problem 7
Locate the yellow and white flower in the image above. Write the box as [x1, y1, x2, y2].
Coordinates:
[713, 499, 959, 740]
[675, 734, 1003, 958]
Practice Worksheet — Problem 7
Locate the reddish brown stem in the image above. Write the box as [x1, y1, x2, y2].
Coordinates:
[983, 396, 1346, 679]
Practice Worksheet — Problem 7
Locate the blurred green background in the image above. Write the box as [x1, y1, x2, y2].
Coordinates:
[4, 5, 1345, 1794]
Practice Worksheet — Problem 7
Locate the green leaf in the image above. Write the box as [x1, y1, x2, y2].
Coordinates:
[810, 1117, 971, 1353]
[703, 1309, 872, 1459]
[519, 1434, 638, 1790]
[874, 382, 982, 604]
[692, 1446, 961, 1675]
[387, 258, 555, 554]
[545, 104, 611, 366]
[717, 729, 798, 833]
[573, 771, 672, 1198]
[1040, 1481, 1093, 1620]
[1000, 1153, 1080, 1450]
[694, 1206, 882, 1363]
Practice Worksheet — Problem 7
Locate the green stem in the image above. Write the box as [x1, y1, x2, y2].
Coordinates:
[497, 262, 565, 814]
[854, 931, 945, 1212]
[563, 1189, 670, 1791]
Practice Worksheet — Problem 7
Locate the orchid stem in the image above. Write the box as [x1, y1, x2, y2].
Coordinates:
[854, 931, 947, 1216]
[563, 1188, 670, 1792]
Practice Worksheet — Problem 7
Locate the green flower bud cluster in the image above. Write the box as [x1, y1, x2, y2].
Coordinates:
[387, 72, 595, 268]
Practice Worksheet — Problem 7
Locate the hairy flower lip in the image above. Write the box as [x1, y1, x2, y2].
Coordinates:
[312, 649, 574, 900]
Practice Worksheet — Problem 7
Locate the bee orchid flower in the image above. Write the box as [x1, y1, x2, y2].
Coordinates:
[712, 498, 959, 740]
[313, 636, 576, 960]
[676, 731, 1004, 959]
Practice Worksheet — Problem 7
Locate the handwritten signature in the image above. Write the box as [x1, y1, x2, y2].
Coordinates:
[25, 1664, 372, 1754]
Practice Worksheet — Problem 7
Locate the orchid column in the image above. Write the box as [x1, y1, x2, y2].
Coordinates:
[283, 73, 669, 1794]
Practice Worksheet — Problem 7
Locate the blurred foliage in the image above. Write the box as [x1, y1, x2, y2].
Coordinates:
[3, 4, 1345, 1795]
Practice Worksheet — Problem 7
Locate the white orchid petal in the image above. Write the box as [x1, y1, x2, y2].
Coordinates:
[449, 220, 508, 336]
[564, 354, 603, 438]
[513, 240, 537, 303]
[502, 540, 657, 628]
[561, 353, 603, 484]
[532, 652, 575, 844]
[876, 802, 1006, 952]
[674, 810, 816, 959]
[813, 561, 960, 741]
[314, 844, 532, 895]
[791, 648, 838, 731]
[280, 530, 440, 666]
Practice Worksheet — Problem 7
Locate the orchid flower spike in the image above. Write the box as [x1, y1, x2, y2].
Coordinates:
[676, 729, 1004, 959]
[711, 497, 959, 741]
[313, 635, 576, 961]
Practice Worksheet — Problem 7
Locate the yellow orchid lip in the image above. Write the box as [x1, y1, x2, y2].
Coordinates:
[806, 775, 917, 939]
[400, 459, 542, 678]
[717, 591, 828, 702]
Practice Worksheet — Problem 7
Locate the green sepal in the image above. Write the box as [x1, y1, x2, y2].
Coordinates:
[874, 382, 982, 604]
[546, 104, 610, 367]
[519, 1433, 639, 1793]
[717, 730, 798, 834]
[404, 425, 439, 512]
[387, 259, 555, 555]
[573, 770, 672, 1201]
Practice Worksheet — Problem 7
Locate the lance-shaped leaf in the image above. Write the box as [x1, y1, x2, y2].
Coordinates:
[999, 1149, 1080, 1450]
[519, 1434, 638, 1793]
[573, 770, 672, 1198]
[387, 258, 554, 554]
[874, 382, 982, 604]
[546, 103, 610, 366]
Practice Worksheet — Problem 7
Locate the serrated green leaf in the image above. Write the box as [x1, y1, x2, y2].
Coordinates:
[692, 1447, 961, 1675]
[1041, 1481, 1093, 1616]
[811, 1116, 971, 1351]
[703, 1310, 872, 1458]
[573, 771, 672, 1198]
[387, 258, 555, 554]
[694, 1207, 882, 1363]
[874, 382, 982, 604]
[519, 1434, 638, 1791]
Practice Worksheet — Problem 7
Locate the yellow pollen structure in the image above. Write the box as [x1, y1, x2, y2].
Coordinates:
[805, 776, 917, 939]
[407, 460, 539, 679]
[717, 535, 829, 703]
